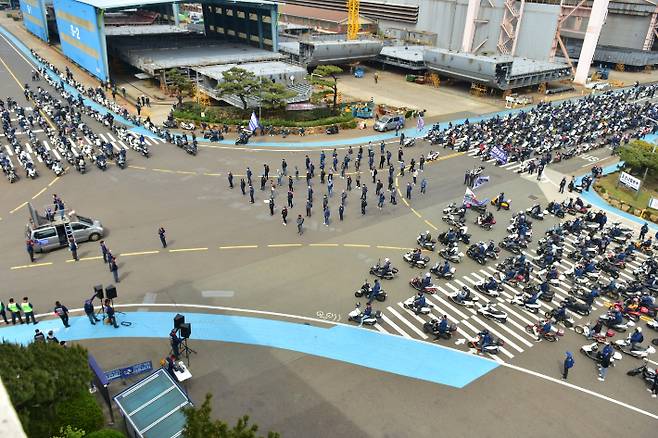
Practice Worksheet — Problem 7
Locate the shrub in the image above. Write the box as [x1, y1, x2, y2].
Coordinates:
[85, 429, 127, 438]
[54, 391, 104, 435]
[173, 102, 354, 128]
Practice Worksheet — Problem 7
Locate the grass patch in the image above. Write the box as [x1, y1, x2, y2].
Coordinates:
[595, 172, 658, 219]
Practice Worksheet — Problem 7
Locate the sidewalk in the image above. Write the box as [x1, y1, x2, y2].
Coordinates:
[0, 309, 498, 388]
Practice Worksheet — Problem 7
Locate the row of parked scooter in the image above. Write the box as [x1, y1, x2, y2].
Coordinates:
[347, 196, 658, 365]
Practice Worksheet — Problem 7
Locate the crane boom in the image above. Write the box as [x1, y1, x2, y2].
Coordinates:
[347, 0, 360, 40]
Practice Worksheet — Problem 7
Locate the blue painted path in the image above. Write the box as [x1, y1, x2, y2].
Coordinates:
[0, 311, 497, 388]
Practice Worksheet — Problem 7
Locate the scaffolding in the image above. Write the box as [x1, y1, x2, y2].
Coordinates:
[497, 0, 525, 55]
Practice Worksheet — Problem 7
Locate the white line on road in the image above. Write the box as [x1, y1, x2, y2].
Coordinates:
[201, 290, 235, 298]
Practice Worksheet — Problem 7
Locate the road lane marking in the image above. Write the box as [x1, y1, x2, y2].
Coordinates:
[10, 202, 27, 214]
[410, 208, 422, 218]
[219, 245, 258, 249]
[121, 251, 160, 257]
[202, 290, 235, 298]
[267, 243, 303, 248]
[203, 172, 222, 176]
[176, 170, 197, 175]
[343, 244, 371, 248]
[309, 243, 339, 247]
[376, 245, 411, 250]
[424, 220, 438, 230]
[153, 168, 175, 173]
[169, 247, 208, 253]
[128, 165, 146, 170]
[32, 187, 47, 199]
[66, 256, 103, 263]
[10, 262, 52, 270]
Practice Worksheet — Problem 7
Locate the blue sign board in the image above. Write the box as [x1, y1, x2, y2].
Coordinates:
[105, 361, 153, 382]
[53, 0, 108, 81]
[19, 0, 49, 42]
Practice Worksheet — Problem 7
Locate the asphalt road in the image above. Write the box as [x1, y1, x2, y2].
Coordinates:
[0, 30, 656, 435]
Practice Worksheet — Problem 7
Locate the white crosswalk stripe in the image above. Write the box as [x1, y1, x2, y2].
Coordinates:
[5, 145, 13, 156]
[379, 314, 412, 338]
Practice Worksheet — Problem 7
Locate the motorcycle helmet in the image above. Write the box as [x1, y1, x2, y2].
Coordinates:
[637, 327, 642, 333]
[384, 258, 390, 263]
[425, 273, 431, 278]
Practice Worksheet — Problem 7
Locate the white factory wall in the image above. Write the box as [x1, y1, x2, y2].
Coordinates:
[599, 13, 651, 50]
[376, 0, 559, 60]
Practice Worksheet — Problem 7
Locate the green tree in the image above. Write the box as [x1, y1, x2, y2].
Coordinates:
[259, 79, 296, 110]
[619, 140, 658, 176]
[215, 67, 262, 110]
[0, 341, 93, 437]
[166, 68, 194, 97]
[182, 393, 280, 438]
[308, 65, 343, 109]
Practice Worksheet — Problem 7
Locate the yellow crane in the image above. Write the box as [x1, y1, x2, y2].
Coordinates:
[347, 0, 360, 40]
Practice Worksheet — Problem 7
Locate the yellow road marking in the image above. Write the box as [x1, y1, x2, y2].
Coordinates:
[176, 170, 197, 175]
[121, 251, 160, 257]
[48, 176, 60, 187]
[424, 220, 438, 230]
[267, 243, 303, 248]
[32, 187, 47, 199]
[343, 244, 371, 248]
[309, 243, 339, 247]
[10, 201, 27, 214]
[66, 256, 103, 263]
[11, 262, 52, 270]
[219, 245, 258, 249]
[410, 208, 422, 218]
[153, 168, 175, 173]
[128, 165, 146, 170]
[376, 245, 412, 250]
[169, 247, 208, 253]
[203, 172, 222, 176]
[0, 47, 55, 130]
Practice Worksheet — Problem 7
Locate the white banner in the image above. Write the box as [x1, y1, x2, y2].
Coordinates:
[619, 171, 641, 191]
[649, 197, 658, 210]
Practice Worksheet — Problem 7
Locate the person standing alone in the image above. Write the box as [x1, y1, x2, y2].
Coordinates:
[562, 351, 574, 380]
[158, 227, 167, 248]
[53, 301, 70, 328]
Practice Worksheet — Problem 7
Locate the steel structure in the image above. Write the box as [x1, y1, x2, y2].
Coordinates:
[423, 47, 572, 90]
[347, 0, 360, 40]
[573, 0, 609, 84]
[498, 0, 526, 55]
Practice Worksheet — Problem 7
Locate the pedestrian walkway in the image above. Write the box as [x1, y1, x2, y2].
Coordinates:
[373, 234, 649, 362]
[464, 147, 551, 183]
[0, 311, 497, 388]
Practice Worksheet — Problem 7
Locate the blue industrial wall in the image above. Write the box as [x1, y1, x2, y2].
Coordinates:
[19, 0, 49, 42]
[53, 0, 108, 81]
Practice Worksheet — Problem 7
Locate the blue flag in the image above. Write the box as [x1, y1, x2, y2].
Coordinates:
[472, 175, 490, 190]
[490, 146, 508, 164]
